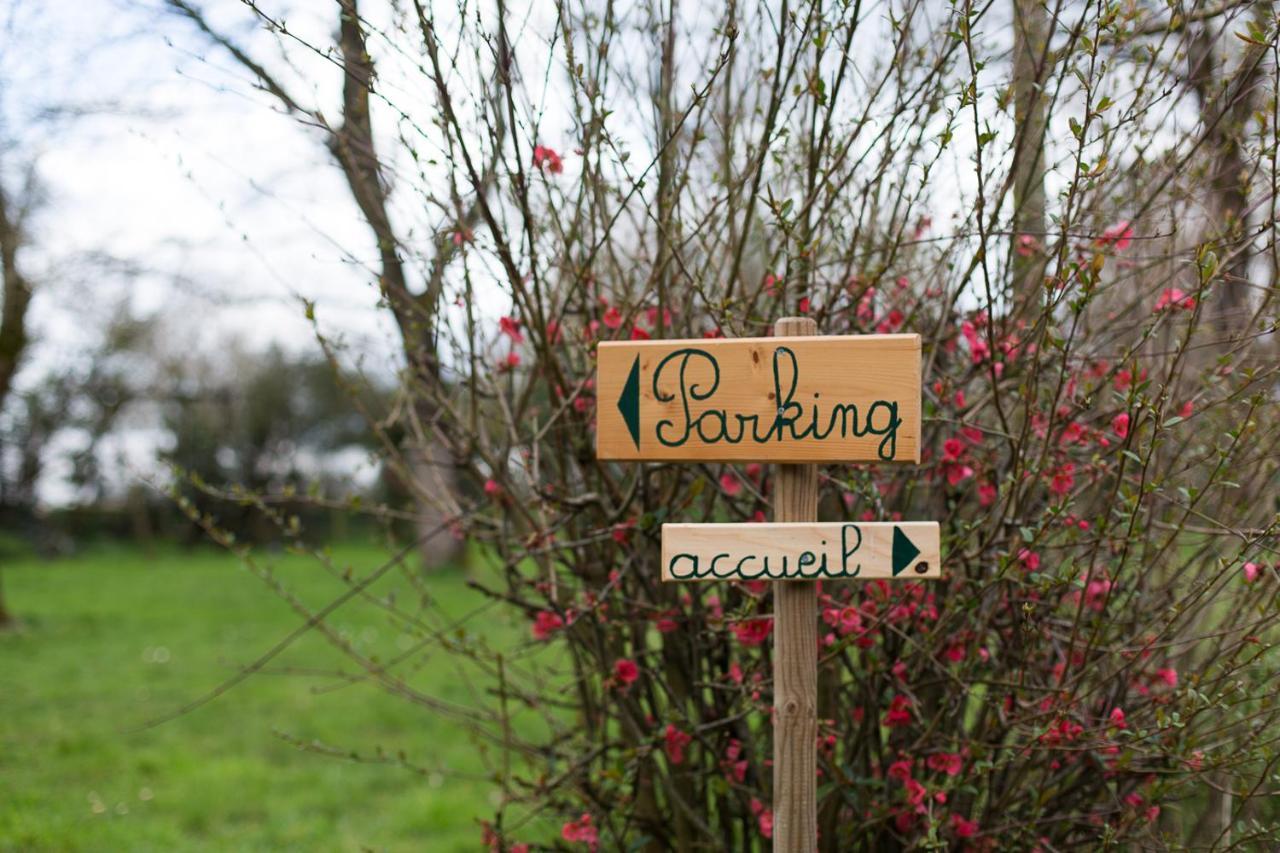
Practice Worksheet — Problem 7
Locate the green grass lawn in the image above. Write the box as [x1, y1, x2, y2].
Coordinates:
[0, 540, 531, 852]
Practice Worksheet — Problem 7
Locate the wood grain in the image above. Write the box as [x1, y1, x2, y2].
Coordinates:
[660, 522, 941, 582]
[771, 317, 819, 853]
[596, 333, 920, 462]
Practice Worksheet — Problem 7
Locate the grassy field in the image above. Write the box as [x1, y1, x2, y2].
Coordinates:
[0, 540, 531, 852]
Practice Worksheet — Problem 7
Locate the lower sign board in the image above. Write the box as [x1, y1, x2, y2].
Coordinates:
[660, 522, 941, 582]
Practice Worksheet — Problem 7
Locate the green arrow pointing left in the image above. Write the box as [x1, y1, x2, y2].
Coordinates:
[618, 356, 641, 450]
[891, 526, 921, 576]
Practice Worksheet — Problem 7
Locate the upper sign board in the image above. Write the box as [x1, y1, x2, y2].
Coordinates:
[596, 334, 921, 462]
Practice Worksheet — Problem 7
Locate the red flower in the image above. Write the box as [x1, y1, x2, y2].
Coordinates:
[732, 618, 773, 647]
[614, 658, 639, 687]
[978, 481, 997, 507]
[1243, 562, 1260, 583]
[888, 758, 913, 782]
[630, 326, 650, 340]
[942, 437, 965, 462]
[1018, 548, 1040, 571]
[602, 306, 623, 329]
[1155, 667, 1178, 688]
[927, 752, 964, 776]
[561, 813, 597, 848]
[1050, 463, 1075, 496]
[664, 724, 692, 765]
[1112, 412, 1130, 438]
[498, 315, 524, 343]
[484, 478, 502, 497]
[1108, 707, 1127, 729]
[883, 694, 913, 728]
[951, 814, 979, 838]
[719, 472, 742, 497]
[798, 296, 811, 314]
[531, 610, 564, 641]
[533, 144, 564, 174]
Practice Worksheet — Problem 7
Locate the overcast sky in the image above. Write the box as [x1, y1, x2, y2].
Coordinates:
[10, 0, 400, 388]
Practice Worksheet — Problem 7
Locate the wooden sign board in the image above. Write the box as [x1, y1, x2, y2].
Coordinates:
[661, 522, 941, 582]
[596, 335, 920, 463]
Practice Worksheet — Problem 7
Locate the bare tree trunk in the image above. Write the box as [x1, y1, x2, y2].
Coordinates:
[1187, 10, 1271, 336]
[408, 437, 464, 567]
[1011, 0, 1049, 308]
[0, 175, 32, 418]
[0, 166, 33, 629]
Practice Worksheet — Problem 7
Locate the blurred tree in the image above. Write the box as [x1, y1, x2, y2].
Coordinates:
[165, 0, 504, 568]
[160, 342, 387, 544]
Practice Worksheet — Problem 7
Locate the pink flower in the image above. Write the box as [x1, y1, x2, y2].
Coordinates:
[951, 814, 979, 838]
[978, 481, 997, 507]
[614, 658, 639, 687]
[629, 326, 650, 340]
[720, 472, 742, 497]
[1109, 707, 1127, 729]
[1018, 548, 1041, 571]
[838, 606, 862, 635]
[602, 306, 623, 329]
[1155, 667, 1178, 688]
[1243, 562, 1260, 583]
[946, 464, 974, 486]
[732, 618, 773, 647]
[1154, 288, 1196, 312]
[1112, 412, 1130, 438]
[484, 478, 502, 497]
[1178, 400, 1194, 418]
[888, 758, 914, 782]
[942, 437, 965, 462]
[499, 315, 524, 343]
[501, 351, 521, 369]
[1099, 220, 1134, 250]
[561, 813, 597, 848]
[532, 610, 564, 641]
[533, 144, 564, 174]
[883, 694, 913, 728]
[758, 808, 773, 839]
[664, 724, 692, 765]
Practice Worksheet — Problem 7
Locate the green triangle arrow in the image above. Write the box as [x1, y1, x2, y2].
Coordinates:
[617, 356, 641, 450]
[891, 526, 920, 577]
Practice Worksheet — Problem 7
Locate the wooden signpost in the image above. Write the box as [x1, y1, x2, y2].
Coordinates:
[596, 318, 940, 852]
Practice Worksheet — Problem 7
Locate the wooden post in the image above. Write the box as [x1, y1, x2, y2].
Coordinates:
[771, 316, 819, 852]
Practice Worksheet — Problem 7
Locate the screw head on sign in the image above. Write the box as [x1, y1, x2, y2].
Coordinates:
[914, 562, 929, 575]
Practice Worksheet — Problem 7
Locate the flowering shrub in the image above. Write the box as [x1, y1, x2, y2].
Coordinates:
[172, 0, 1280, 848]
